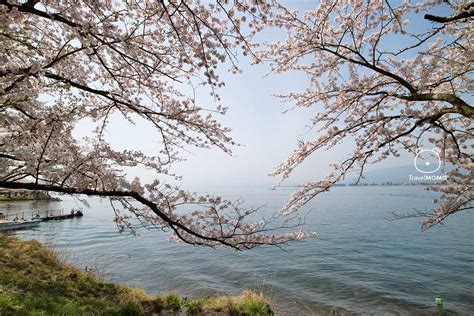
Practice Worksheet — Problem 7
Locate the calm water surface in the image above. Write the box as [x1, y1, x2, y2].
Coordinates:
[3, 186, 473, 315]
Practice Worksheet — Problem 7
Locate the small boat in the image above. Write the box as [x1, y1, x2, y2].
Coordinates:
[42, 210, 83, 221]
[0, 219, 42, 231]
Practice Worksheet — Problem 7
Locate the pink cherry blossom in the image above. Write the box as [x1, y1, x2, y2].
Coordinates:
[258, 0, 473, 229]
[0, 0, 313, 249]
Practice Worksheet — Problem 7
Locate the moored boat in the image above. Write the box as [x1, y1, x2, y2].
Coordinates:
[42, 210, 83, 221]
[0, 219, 42, 231]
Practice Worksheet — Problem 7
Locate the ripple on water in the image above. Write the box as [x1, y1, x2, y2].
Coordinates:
[9, 186, 474, 315]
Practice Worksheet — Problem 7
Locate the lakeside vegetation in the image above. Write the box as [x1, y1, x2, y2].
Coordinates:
[0, 190, 60, 202]
[0, 235, 273, 315]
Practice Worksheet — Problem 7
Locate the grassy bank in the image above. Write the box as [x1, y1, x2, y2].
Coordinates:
[0, 235, 273, 315]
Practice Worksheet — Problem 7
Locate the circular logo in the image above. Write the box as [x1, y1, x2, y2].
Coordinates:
[414, 148, 441, 174]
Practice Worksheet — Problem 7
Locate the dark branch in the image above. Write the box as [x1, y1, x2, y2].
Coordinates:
[0, 181, 238, 249]
[424, 4, 474, 23]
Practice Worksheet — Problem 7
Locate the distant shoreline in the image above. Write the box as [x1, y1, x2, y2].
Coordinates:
[0, 196, 61, 202]
[276, 183, 443, 189]
[0, 189, 61, 202]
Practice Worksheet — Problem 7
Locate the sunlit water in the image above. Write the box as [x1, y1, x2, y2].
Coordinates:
[2, 186, 473, 315]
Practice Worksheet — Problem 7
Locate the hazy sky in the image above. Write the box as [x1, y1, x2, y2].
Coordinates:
[74, 54, 412, 190]
[73, 1, 452, 190]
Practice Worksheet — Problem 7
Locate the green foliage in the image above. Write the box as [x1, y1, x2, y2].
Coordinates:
[163, 293, 182, 311]
[118, 301, 142, 316]
[0, 235, 273, 315]
[0, 235, 149, 315]
[182, 291, 273, 315]
[0, 292, 127, 315]
[183, 298, 208, 314]
[239, 296, 273, 315]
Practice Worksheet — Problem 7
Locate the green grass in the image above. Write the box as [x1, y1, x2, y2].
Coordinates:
[182, 291, 274, 315]
[0, 235, 273, 315]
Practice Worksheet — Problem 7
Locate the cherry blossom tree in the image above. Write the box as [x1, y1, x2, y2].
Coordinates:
[259, 0, 473, 229]
[0, 0, 315, 249]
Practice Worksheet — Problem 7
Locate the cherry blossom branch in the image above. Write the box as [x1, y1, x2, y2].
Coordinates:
[1, 1, 310, 250]
[424, 2, 474, 23]
[0, 180, 315, 249]
[259, 0, 473, 228]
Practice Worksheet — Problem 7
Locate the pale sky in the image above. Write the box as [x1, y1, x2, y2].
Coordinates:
[73, 1, 454, 190]
[74, 43, 412, 190]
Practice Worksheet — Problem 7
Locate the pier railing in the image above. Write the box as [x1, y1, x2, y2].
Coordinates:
[0, 209, 66, 221]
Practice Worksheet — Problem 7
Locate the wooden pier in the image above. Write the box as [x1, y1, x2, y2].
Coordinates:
[1, 209, 83, 222]
[41, 210, 83, 221]
[33, 210, 83, 221]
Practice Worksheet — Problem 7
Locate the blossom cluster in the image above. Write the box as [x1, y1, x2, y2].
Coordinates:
[0, 0, 313, 248]
[259, 0, 473, 226]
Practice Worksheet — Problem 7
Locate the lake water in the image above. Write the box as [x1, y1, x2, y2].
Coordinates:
[3, 186, 473, 315]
